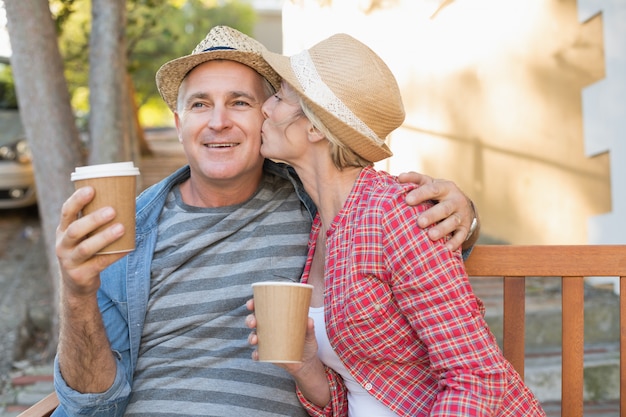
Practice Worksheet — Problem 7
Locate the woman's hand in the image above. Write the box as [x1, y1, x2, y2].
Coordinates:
[245, 299, 318, 372]
[245, 299, 331, 407]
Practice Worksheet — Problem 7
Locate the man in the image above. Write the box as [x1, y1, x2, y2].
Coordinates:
[53, 26, 479, 416]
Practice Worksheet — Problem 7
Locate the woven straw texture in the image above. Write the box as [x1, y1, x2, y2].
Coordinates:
[262, 33, 405, 162]
[156, 26, 280, 112]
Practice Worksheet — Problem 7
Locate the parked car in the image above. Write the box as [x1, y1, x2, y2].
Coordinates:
[0, 56, 37, 209]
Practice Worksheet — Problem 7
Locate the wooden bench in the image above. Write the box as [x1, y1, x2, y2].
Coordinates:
[17, 391, 58, 417]
[464, 245, 626, 417]
[18, 245, 626, 416]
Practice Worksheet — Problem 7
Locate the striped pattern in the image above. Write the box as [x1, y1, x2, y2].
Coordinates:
[125, 173, 311, 416]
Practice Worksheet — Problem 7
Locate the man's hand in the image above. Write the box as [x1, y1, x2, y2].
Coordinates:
[398, 171, 479, 251]
[56, 186, 128, 296]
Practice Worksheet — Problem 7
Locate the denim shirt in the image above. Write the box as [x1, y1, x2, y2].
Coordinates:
[52, 161, 316, 417]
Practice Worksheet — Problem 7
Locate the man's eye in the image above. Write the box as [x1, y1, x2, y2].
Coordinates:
[190, 102, 205, 109]
[234, 100, 251, 106]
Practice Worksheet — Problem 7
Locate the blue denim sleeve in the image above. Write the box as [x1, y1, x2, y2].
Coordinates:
[53, 355, 131, 417]
[461, 244, 474, 261]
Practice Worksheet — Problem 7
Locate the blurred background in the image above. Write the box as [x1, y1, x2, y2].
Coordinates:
[2, 0, 623, 248]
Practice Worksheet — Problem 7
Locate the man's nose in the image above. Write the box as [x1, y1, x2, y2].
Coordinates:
[207, 106, 231, 129]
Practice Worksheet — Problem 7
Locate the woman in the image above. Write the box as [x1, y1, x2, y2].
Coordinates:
[247, 33, 546, 416]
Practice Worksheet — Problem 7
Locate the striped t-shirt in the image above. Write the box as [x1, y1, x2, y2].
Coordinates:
[125, 173, 312, 416]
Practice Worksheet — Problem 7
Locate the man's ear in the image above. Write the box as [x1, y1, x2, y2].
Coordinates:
[174, 112, 183, 143]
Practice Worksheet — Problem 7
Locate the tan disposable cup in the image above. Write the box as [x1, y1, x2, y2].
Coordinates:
[71, 162, 140, 255]
[252, 281, 314, 363]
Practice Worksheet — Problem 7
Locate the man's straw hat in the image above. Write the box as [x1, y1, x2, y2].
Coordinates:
[262, 33, 405, 163]
[156, 26, 280, 112]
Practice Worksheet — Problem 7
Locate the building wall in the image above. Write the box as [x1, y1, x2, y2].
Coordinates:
[252, 6, 283, 53]
[579, 0, 626, 246]
[281, 0, 617, 245]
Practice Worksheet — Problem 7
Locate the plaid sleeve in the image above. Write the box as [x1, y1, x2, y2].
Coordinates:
[295, 366, 348, 417]
[380, 195, 508, 416]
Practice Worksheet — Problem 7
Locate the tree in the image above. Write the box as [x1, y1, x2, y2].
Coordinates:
[59, 0, 257, 128]
[88, 0, 134, 164]
[3, 0, 85, 348]
[55, 0, 257, 156]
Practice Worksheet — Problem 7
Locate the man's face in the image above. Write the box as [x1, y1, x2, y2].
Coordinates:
[175, 60, 269, 186]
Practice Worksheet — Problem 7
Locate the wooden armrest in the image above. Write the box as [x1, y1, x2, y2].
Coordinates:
[17, 391, 59, 417]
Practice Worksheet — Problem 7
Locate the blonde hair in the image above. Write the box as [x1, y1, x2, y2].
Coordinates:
[298, 98, 372, 170]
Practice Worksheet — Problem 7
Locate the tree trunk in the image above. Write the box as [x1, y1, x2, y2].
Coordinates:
[88, 0, 134, 165]
[128, 73, 152, 157]
[4, 0, 86, 351]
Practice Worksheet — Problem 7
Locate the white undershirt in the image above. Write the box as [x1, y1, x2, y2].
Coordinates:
[309, 307, 398, 417]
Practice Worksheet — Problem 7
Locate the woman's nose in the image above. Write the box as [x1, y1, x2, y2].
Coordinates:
[261, 97, 272, 119]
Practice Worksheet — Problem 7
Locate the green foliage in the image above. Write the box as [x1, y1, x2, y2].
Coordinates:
[139, 95, 176, 127]
[0, 61, 18, 109]
[55, 0, 257, 127]
[129, 0, 257, 120]
[50, 0, 79, 34]
[54, 0, 90, 113]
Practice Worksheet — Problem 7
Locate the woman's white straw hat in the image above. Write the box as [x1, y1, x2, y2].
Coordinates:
[156, 25, 281, 112]
[262, 34, 405, 163]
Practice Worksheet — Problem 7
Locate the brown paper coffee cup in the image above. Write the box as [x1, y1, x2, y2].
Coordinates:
[71, 162, 140, 255]
[252, 282, 314, 363]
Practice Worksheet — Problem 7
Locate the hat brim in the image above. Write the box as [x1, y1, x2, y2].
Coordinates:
[156, 50, 281, 112]
[262, 50, 392, 163]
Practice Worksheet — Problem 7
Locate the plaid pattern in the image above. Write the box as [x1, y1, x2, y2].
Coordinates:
[296, 167, 545, 416]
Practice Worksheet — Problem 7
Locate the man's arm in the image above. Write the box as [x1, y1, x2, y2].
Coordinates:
[398, 172, 480, 252]
[56, 187, 128, 393]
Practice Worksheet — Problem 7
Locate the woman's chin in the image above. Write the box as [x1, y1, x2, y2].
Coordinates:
[260, 144, 276, 160]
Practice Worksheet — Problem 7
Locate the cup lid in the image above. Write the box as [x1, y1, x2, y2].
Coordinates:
[71, 162, 140, 181]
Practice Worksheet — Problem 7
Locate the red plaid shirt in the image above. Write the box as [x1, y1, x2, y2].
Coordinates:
[297, 167, 545, 416]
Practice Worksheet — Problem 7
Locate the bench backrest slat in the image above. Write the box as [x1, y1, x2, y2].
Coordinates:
[503, 276, 526, 379]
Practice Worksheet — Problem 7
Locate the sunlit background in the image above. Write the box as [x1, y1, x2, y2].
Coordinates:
[1, 0, 624, 252]
[0, 4, 9, 57]
[280, 0, 624, 250]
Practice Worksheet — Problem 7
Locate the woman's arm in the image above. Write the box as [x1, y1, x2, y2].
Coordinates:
[246, 300, 348, 416]
[383, 200, 506, 416]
